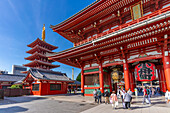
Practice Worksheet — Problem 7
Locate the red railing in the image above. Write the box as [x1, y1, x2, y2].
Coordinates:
[75, 6, 170, 46]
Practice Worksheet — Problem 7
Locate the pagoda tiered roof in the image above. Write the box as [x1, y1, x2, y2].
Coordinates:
[27, 38, 58, 50]
[23, 60, 59, 69]
[26, 45, 54, 54]
[24, 52, 54, 62]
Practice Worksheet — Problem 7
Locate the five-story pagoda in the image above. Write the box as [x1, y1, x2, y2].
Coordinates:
[22, 24, 72, 96]
[24, 24, 60, 70]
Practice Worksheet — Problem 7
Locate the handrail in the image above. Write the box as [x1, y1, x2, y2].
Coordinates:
[75, 6, 170, 46]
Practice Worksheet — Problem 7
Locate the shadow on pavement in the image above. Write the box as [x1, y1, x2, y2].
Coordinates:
[0, 96, 46, 105]
[0, 106, 28, 113]
[65, 93, 81, 96]
[116, 105, 150, 110]
[130, 106, 150, 110]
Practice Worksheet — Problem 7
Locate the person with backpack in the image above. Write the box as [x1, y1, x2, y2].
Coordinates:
[142, 86, 151, 105]
[97, 88, 102, 104]
[146, 87, 151, 104]
[104, 90, 110, 104]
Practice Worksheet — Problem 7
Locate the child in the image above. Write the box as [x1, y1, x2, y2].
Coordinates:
[110, 91, 118, 109]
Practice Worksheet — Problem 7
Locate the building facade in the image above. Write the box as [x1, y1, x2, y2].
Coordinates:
[48, 0, 170, 96]
[0, 74, 25, 89]
[12, 65, 27, 75]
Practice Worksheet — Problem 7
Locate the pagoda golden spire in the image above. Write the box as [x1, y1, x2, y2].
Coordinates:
[42, 24, 45, 41]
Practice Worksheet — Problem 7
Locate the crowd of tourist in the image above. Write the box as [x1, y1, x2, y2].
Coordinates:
[93, 86, 170, 110]
[93, 87, 133, 110]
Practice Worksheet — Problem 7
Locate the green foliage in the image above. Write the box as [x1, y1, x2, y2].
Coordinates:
[76, 72, 81, 82]
[10, 84, 22, 89]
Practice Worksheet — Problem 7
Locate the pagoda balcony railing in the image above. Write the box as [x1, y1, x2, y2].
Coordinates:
[75, 6, 170, 46]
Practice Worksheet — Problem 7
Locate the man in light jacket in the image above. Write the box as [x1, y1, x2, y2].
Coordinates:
[124, 90, 132, 110]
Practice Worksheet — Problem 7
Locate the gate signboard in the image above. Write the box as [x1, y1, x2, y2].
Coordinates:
[135, 62, 156, 81]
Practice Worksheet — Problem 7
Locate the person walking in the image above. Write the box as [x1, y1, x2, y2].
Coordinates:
[135, 88, 138, 96]
[127, 88, 132, 103]
[120, 87, 125, 102]
[93, 89, 98, 103]
[120, 87, 125, 108]
[97, 88, 102, 104]
[69, 88, 71, 94]
[104, 90, 110, 104]
[165, 90, 170, 104]
[147, 87, 151, 104]
[142, 86, 151, 105]
[117, 88, 121, 98]
[124, 90, 132, 110]
[110, 91, 118, 109]
[151, 87, 155, 96]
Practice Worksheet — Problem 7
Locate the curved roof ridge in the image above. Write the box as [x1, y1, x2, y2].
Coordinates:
[29, 68, 39, 80]
[26, 45, 54, 54]
[27, 38, 58, 50]
[36, 69, 46, 78]
[51, 0, 101, 28]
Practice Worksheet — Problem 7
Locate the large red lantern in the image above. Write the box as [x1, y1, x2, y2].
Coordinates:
[135, 62, 156, 81]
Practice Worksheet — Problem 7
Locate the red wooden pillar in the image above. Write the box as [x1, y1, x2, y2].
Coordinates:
[160, 66, 167, 92]
[39, 81, 42, 95]
[0, 82, 2, 89]
[156, 65, 163, 92]
[162, 34, 170, 91]
[123, 59, 130, 91]
[114, 83, 117, 94]
[129, 69, 135, 92]
[162, 55, 170, 91]
[47, 81, 49, 95]
[99, 62, 104, 94]
[81, 67, 85, 95]
[30, 83, 33, 95]
[132, 69, 136, 90]
[108, 72, 112, 93]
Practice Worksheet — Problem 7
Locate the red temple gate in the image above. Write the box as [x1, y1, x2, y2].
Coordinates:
[48, 0, 170, 96]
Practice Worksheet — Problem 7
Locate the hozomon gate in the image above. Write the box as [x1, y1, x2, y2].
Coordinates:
[48, 0, 170, 96]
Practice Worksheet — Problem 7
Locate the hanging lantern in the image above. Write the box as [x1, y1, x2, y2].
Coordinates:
[135, 62, 156, 81]
[111, 68, 123, 83]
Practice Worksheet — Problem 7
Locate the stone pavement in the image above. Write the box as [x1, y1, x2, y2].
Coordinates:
[0, 94, 169, 113]
[0, 95, 97, 113]
[81, 95, 170, 113]
[46, 94, 170, 113]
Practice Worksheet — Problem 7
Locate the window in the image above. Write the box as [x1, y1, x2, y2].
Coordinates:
[85, 74, 99, 86]
[50, 84, 61, 91]
[32, 84, 39, 91]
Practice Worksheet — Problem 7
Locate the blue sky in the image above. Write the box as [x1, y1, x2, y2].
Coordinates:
[0, 0, 95, 79]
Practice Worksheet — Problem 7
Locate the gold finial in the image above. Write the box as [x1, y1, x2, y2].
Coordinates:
[42, 24, 45, 41]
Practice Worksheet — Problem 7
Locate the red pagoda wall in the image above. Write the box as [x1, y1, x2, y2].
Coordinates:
[41, 82, 67, 95]
[30, 82, 68, 95]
